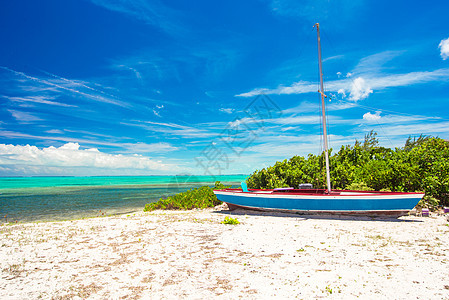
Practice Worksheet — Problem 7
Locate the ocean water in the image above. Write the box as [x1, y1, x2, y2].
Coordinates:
[0, 175, 247, 223]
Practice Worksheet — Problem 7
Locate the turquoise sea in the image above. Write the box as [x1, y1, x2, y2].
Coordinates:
[0, 175, 248, 224]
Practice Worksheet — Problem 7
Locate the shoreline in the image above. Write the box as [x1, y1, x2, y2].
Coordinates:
[1, 208, 448, 299]
[1, 207, 144, 225]
[0, 179, 244, 224]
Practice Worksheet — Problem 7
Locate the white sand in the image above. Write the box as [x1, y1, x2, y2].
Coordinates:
[1, 207, 449, 299]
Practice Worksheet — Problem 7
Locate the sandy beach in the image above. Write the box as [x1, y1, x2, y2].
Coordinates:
[1, 207, 448, 299]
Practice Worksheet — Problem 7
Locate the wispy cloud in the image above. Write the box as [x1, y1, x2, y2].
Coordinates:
[242, 133, 356, 159]
[236, 81, 317, 98]
[45, 129, 64, 134]
[352, 50, 404, 74]
[219, 108, 235, 114]
[4, 95, 77, 107]
[270, 0, 364, 25]
[267, 115, 321, 125]
[109, 43, 241, 86]
[0, 66, 129, 107]
[0, 130, 113, 145]
[323, 55, 345, 62]
[359, 112, 440, 125]
[281, 100, 357, 115]
[237, 47, 449, 100]
[236, 68, 449, 98]
[122, 120, 216, 139]
[8, 110, 42, 123]
[120, 142, 178, 154]
[363, 121, 449, 137]
[89, 0, 185, 37]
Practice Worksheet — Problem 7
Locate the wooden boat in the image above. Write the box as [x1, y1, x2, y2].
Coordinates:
[214, 187, 424, 216]
[213, 24, 424, 216]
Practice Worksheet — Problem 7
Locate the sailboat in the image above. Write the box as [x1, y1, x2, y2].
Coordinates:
[213, 23, 424, 216]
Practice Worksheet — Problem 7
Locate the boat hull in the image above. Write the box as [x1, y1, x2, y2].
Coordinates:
[214, 189, 424, 216]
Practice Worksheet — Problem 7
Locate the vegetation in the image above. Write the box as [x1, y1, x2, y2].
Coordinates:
[143, 181, 229, 212]
[247, 132, 449, 207]
[221, 216, 240, 225]
[143, 133, 448, 211]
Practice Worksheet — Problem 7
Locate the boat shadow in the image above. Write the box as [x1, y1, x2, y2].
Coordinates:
[212, 208, 423, 222]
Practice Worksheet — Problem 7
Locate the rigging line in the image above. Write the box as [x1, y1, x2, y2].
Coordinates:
[357, 104, 447, 121]
[320, 56, 332, 159]
[373, 119, 395, 148]
[296, 26, 317, 64]
[319, 24, 426, 122]
[322, 67, 332, 150]
[326, 96, 447, 121]
[320, 26, 401, 116]
[319, 28, 423, 152]
[320, 29, 368, 104]
[321, 28, 340, 61]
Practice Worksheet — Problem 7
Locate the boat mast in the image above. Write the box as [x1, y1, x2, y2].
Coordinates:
[315, 23, 332, 193]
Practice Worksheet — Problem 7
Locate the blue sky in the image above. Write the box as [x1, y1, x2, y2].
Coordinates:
[0, 0, 448, 176]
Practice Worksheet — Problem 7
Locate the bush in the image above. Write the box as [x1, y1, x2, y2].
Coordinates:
[246, 134, 449, 206]
[144, 181, 230, 211]
[345, 182, 374, 191]
[221, 216, 240, 225]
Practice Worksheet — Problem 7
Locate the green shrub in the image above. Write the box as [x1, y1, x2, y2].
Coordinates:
[345, 182, 374, 191]
[246, 134, 449, 206]
[221, 216, 240, 225]
[144, 181, 230, 212]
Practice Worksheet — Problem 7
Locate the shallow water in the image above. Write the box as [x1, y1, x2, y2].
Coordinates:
[0, 175, 247, 223]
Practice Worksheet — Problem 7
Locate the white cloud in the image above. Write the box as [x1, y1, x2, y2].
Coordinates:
[236, 76, 373, 102]
[45, 129, 64, 134]
[236, 81, 317, 97]
[236, 47, 449, 99]
[269, 0, 362, 25]
[8, 110, 42, 123]
[439, 38, 449, 60]
[280, 126, 296, 132]
[0, 130, 179, 153]
[359, 113, 438, 125]
[269, 115, 320, 125]
[89, 0, 184, 37]
[5, 95, 76, 107]
[349, 77, 373, 101]
[363, 111, 382, 122]
[123, 120, 216, 139]
[152, 104, 165, 117]
[353, 51, 403, 75]
[323, 55, 344, 62]
[366, 121, 449, 137]
[219, 108, 235, 114]
[121, 142, 179, 153]
[153, 109, 161, 117]
[0, 143, 179, 175]
[0, 66, 129, 108]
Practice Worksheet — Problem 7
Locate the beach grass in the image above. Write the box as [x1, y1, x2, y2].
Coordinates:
[143, 181, 229, 211]
[221, 216, 240, 225]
